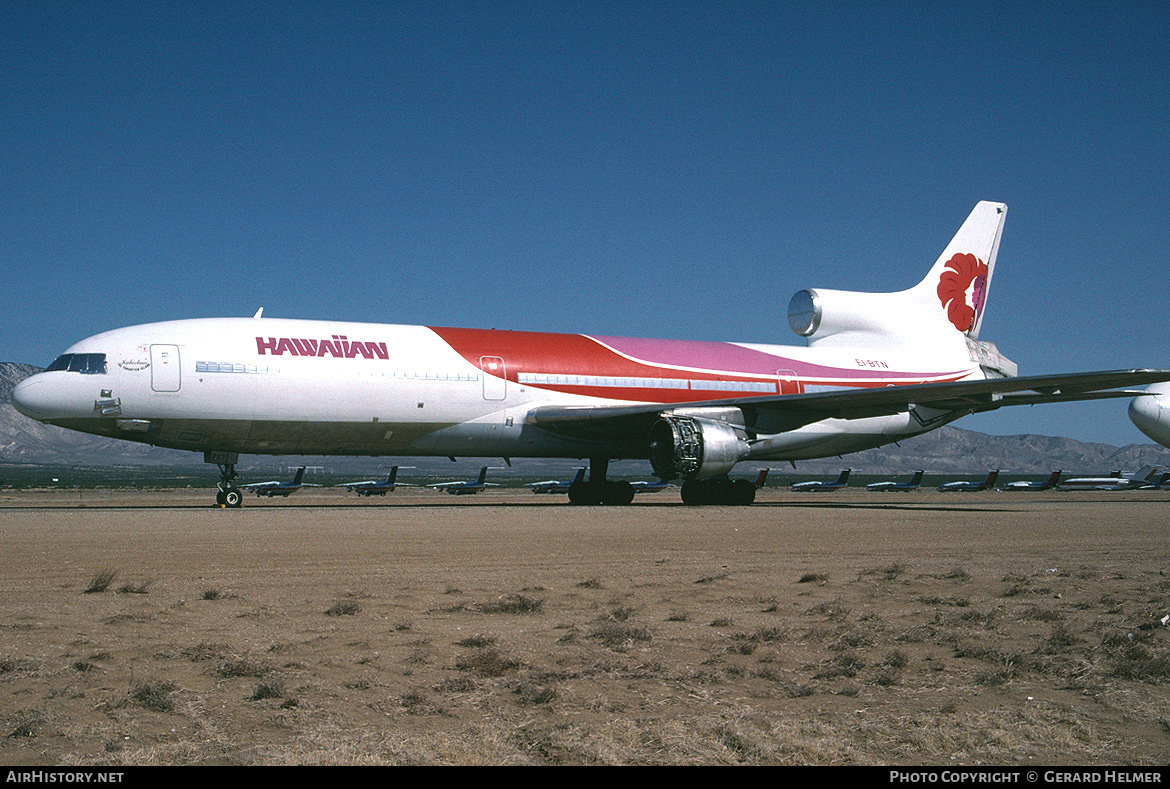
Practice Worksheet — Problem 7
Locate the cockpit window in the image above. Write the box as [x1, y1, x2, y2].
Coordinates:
[46, 353, 107, 374]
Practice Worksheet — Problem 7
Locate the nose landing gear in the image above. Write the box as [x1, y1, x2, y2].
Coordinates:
[207, 451, 243, 508]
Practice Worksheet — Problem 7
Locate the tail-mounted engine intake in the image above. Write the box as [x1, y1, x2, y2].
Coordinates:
[788, 287, 908, 345]
[649, 415, 750, 482]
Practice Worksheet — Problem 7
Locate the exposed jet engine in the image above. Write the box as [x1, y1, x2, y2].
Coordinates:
[648, 413, 750, 482]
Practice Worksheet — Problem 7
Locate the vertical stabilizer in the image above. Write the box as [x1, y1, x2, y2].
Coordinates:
[910, 200, 1007, 340]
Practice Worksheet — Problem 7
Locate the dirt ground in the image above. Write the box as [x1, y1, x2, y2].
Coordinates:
[0, 486, 1168, 766]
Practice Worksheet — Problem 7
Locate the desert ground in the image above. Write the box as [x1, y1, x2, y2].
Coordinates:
[0, 486, 1168, 766]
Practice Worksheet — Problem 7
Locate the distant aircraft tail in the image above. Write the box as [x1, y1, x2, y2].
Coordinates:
[1131, 465, 1164, 482]
[476, 467, 488, 484]
[292, 467, 305, 484]
[386, 467, 399, 485]
[908, 470, 924, 485]
[788, 201, 1012, 372]
[752, 469, 769, 488]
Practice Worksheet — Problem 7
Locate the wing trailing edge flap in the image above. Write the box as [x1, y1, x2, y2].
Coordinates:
[526, 369, 1170, 439]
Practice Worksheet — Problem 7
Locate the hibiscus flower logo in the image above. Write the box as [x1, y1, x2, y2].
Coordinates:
[936, 252, 988, 333]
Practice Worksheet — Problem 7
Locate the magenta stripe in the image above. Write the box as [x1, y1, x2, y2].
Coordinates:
[588, 335, 963, 381]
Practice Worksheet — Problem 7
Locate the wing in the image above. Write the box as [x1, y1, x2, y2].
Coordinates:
[527, 369, 1170, 439]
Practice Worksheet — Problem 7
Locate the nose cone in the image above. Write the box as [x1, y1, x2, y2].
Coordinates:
[1129, 383, 1170, 448]
[11, 375, 57, 421]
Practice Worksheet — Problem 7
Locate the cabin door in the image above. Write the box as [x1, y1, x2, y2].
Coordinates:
[151, 345, 181, 392]
[480, 356, 507, 400]
[777, 369, 801, 395]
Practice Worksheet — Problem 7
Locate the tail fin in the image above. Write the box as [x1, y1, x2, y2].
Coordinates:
[909, 470, 924, 485]
[292, 467, 305, 484]
[753, 469, 769, 488]
[387, 467, 399, 485]
[476, 467, 488, 484]
[909, 201, 1007, 341]
[789, 202, 1008, 361]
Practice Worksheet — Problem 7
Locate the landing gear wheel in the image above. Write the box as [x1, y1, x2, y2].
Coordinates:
[212, 459, 243, 508]
[602, 480, 635, 506]
[567, 477, 635, 506]
[729, 479, 756, 506]
[681, 477, 755, 506]
[568, 480, 603, 505]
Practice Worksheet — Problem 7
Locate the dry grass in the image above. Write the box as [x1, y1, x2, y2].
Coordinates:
[0, 487, 1168, 765]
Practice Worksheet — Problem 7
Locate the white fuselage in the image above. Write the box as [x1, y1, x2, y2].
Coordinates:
[12, 316, 984, 464]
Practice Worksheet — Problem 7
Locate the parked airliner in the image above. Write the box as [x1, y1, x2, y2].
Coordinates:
[1140, 471, 1170, 490]
[867, 470, 924, 492]
[12, 202, 1170, 507]
[1001, 470, 1061, 491]
[429, 467, 495, 495]
[529, 468, 587, 494]
[1056, 466, 1164, 491]
[242, 466, 309, 498]
[792, 469, 851, 492]
[938, 470, 999, 491]
[344, 466, 410, 496]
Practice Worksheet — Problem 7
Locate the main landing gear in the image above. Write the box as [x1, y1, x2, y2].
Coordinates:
[680, 476, 756, 506]
[567, 458, 636, 506]
[565, 459, 757, 506]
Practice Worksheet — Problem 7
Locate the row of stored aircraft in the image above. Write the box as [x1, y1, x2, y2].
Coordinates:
[790, 467, 1169, 492]
[11, 201, 1170, 507]
[231, 465, 771, 499]
[249, 465, 500, 496]
[212, 463, 1170, 501]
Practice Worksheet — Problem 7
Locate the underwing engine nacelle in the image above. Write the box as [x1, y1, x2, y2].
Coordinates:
[648, 414, 750, 482]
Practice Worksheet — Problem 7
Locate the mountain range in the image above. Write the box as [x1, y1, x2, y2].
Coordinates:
[4, 361, 1169, 477]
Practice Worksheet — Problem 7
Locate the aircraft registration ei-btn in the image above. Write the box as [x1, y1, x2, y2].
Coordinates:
[12, 202, 1170, 507]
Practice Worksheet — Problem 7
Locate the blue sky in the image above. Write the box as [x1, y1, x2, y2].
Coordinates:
[2, 1, 1167, 446]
